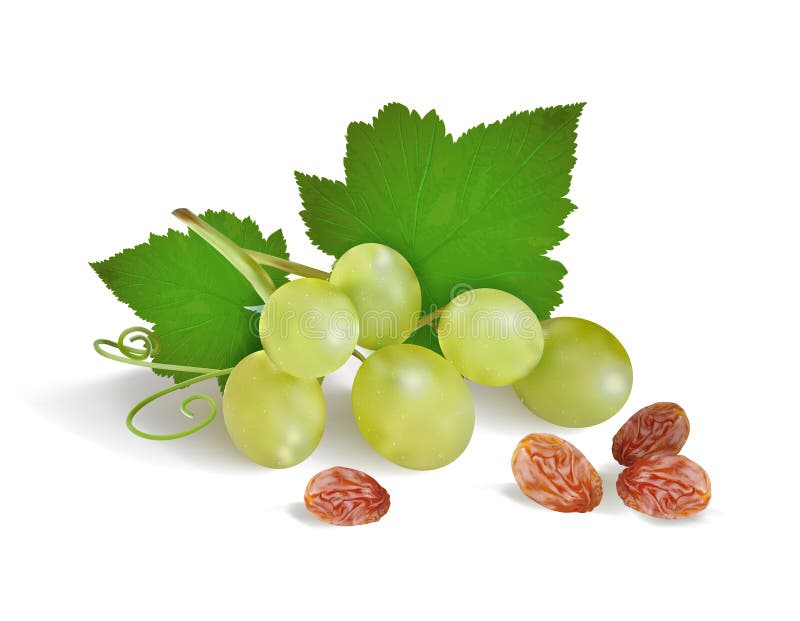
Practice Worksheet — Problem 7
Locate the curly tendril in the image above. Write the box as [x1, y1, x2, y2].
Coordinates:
[94, 327, 232, 441]
[116, 326, 159, 359]
[126, 369, 232, 440]
[93, 326, 220, 374]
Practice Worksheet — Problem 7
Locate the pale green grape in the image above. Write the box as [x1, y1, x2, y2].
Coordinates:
[437, 288, 544, 386]
[352, 344, 474, 470]
[513, 317, 633, 427]
[222, 350, 325, 468]
[259, 278, 359, 379]
[329, 243, 422, 350]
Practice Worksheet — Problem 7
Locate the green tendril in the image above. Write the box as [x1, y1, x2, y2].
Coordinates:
[94, 326, 232, 440]
[93, 326, 220, 374]
[126, 369, 232, 441]
[117, 326, 159, 359]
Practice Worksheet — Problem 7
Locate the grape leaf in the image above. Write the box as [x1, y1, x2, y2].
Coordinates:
[90, 210, 288, 388]
[297, 102, 583, 351]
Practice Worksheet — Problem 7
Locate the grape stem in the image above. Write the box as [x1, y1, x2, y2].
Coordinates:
[351, 349, 367, 363]
[172, 208, 276, 301]
[415, 309, 442, 329]
[245, 249, 329, 280]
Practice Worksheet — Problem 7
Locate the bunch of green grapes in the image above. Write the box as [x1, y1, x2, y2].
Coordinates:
[183, 212, 630, 470]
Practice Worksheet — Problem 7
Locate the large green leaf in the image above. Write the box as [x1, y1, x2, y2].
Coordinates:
[297, 103, 583, 350]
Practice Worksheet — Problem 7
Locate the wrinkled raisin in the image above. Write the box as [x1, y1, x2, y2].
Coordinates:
[617, 454, 710, 519]
[612, 402, 690, 466]
[304, 466, 390, 526]
[511, 433, 603, 513]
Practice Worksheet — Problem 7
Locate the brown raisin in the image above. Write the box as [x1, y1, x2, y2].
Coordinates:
[511, 433, 603, 513]
[612, 402, 690, 466]
[304, 466, 390, 526]
[616, 454, 711, 519]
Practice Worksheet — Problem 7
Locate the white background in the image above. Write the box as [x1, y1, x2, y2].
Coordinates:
[2, 1, 797, 618]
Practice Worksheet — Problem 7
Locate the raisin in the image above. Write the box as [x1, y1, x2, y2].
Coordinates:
[304, 466, 390, 526]
[616, 454, 711, 519]
[612, 402, 690, 466]
[511, 433, 603, 513]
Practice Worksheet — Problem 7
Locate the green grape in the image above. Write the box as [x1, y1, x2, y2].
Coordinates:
[513, 317, 633, 427]
[259, 277, 359, 379]
[352, 344, 474, 470]
[222, 350, 325, 468]
[329, 243, 422, 350]
[437, 288, 544, 386]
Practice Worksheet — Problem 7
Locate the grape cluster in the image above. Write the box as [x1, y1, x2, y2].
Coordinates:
[222, 241, 634, 471]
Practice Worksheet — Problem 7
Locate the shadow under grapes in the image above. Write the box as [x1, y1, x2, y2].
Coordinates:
[30, 369, 255, 473]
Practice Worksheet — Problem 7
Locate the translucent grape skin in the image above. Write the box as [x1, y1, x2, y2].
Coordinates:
[329, 243, 422, 350]
[259, 277, 359, 379]
[513, 317, 633, 427]
[352, 344, 475, 470]
[437, 288, 544, 386]
[222, 350, 325, 468]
